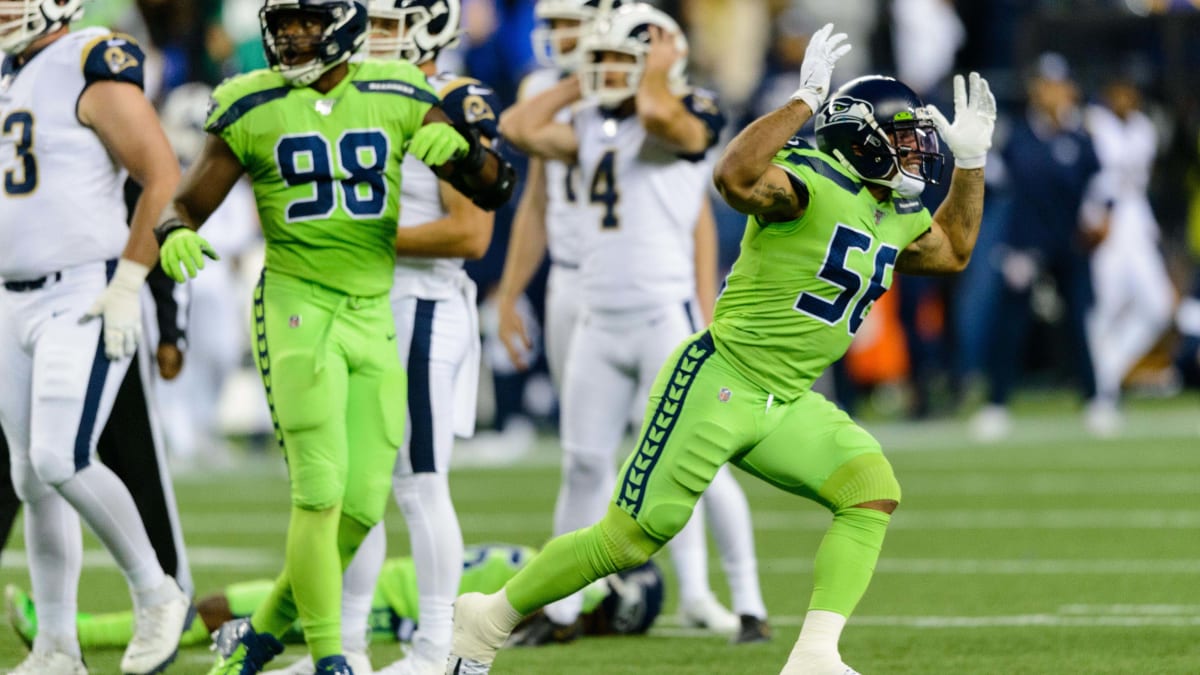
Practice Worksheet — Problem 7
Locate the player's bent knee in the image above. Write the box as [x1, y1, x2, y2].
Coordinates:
[562, 450, 609, 486]
[598, 504, 664, 571]
[28, 446, 77, 487]
[821, 452, 902, 512]
[637, 502, 695, 542]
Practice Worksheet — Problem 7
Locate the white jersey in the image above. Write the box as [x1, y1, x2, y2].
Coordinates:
[394, 72, 500, 298]
[571, 90, 724, 311]
[0, 28, 146, 281]
[1085, 104, 1159, 243]
[519, 68, 591, 268]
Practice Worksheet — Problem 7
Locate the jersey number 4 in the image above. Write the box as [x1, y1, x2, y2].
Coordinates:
[795, 224, 898, 335]
[2, 111, 37, 196]
[275, 131, 389, 222]
[566, 150, 619, 229]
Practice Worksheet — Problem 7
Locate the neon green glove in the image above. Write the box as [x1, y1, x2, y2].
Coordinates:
[160, 228, 219, 283]
[408, 122, 469, 166]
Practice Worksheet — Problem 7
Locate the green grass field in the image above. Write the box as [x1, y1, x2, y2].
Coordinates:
[2, 394, 1199, 673]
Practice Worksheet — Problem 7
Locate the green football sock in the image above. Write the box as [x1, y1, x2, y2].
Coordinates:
[506, 505, 661, 615]
[287, 504, 343, 661]
[75, 609, 210, 649]
[808, 507, 891, 616]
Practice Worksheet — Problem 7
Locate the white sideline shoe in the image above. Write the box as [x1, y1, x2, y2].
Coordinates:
[121, 578, 193, 674]
[678, 593, 740, 633]
[969, 404, 1012, 442]
[270, 651, 372, 674]
[7, 648, 88, 675]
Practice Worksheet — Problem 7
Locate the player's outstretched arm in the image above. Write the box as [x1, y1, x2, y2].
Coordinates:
[636, 26, 709, 155]
[496, 157, 550, 370]
[897, 73, 996, 275]
[78, 78, 181, 359]
[712, 23, 850, 222]
[155, 135, 245, 283]
[417, 107, 517, 212]
[497, 76, 580, 163]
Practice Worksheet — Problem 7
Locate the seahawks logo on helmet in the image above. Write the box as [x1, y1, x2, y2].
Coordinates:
[818, 96, 873, 131]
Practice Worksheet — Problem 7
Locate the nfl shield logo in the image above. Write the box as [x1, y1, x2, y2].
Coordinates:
[718, 387, 732, 402]
[289, 315, 302, 328]
[874, 210, 885, 225]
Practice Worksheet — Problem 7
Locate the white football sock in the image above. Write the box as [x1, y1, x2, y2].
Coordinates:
[56, 464, 165, 608]
[24, 491, 82, 657]
[786, 610, 847, 667]
[394, 472, 462, 653]
[342, 522, 386, 652]
[703, 466, 767, 618]
[668, 506, 710, 605]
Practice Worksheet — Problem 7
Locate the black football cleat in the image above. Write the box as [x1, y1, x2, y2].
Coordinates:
[731, 614, 772, 644]
[507, 612, 582, 647]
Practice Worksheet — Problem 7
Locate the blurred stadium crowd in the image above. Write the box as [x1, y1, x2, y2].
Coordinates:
[82, 0, 1200, 462]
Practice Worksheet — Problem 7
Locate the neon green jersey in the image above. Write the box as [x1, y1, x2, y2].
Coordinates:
[205, 60, 438, 296]
[711, 146, 932, 401]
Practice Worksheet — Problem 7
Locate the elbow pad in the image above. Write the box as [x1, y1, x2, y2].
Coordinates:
[444, 123, 517, 211]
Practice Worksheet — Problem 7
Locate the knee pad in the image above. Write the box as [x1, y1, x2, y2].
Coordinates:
[820, 453, 902, 511]
[28, 445, 76, 487]
[392, 472, 451, 517]
[597, 505, 662, 571]
[10, 456, 54, 503]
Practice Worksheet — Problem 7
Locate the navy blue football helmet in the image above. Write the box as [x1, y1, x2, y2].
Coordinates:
[260, 0, 367, 86]
[593, 560, 664, 635]
[366, 0, 461, 64]
[815, 75, 944, 191]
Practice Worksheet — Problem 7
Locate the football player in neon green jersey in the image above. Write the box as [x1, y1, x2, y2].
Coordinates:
[448, 23, 996, 675]
[151, 2, 514, 673]
[5, 546, 665, 653]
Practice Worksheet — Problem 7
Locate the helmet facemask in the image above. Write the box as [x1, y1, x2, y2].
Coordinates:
[577, 7, 688, 110]
[367, 0, 460, 64]
[261, 1, 365, 87]
[579, 45, 642, 108]
[0, 0, 85, 56]
[822, 97, 944, 198]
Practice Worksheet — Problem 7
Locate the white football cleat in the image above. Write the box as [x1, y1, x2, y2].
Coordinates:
[969, 404, 1012, 443]
[269, 650, 373, 674]
[7, 648, 88, 675]
[121, 578, 193, 674]
[678, 593, 740, 633]
[376, 640, 442, 675]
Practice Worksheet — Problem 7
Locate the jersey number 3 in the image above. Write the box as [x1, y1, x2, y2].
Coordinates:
[275, 131, 389, 222]
[795, 224, 898, 335]
[2, 111, 37, 196]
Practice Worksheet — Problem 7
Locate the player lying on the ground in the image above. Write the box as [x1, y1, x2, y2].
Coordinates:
[6, 545, 664, 651]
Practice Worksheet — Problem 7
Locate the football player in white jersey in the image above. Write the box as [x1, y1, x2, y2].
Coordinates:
[0, 2, 193, 673]
[271, 2, 499, 674]
[499, 2, 771, 644]
[1083, 77, 1174, 433]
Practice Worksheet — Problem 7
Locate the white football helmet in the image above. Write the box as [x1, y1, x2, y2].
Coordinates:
[160, 82, 214, 166]
[578, 3, 687, 108]
[366, 0, 461, 64]
[530, 0, 626, 72]
[0, 0, 85, 55]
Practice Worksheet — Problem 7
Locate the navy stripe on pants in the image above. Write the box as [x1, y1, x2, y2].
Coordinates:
[407, 299, 437, 473]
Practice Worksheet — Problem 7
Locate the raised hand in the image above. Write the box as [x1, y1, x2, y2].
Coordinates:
[925, 72, 997, 169]
[790, 23, 852, 114]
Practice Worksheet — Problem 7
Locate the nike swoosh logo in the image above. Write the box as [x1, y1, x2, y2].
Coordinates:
[386, 333, 396, 340]
[50, 309, 68, 318]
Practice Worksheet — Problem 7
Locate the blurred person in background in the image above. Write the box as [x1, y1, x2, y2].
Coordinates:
[1083, 76, 1176, 432]
[970, 53, 1110, 441]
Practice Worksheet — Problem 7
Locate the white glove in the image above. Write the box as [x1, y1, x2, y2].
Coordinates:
[926, 72, 997, 170]
[81, 258, 149, 360]
[790, 23, 852, 113]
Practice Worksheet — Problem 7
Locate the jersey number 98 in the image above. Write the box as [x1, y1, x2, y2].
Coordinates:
[275, 130, 389, 222]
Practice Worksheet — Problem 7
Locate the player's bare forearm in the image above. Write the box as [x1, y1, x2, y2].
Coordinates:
[637, 72, 708, 155]
[693, 198, 718, 324]
[713, 99, 811, 219]
[498, 158, 550, 305]
[933, 166, 985, 266]
[395, 182, 493, 259]
[497, 77, 580, 161]
[168, 135, 246, 230]
[897, 167, 985, 275]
